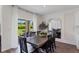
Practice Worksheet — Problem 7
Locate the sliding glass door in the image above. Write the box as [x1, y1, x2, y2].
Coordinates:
[18, 19, 33, 36]
[18, 19, 26, 36]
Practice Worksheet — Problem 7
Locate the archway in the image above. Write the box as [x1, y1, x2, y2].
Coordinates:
[48, 18, 62, 39]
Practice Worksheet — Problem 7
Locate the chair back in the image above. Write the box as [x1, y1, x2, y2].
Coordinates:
[19, 37, 28, 53]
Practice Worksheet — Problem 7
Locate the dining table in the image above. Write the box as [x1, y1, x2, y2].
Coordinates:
[26, 35, 48, 52]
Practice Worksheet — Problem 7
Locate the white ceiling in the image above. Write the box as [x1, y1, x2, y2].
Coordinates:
[18, 5, 79, 15]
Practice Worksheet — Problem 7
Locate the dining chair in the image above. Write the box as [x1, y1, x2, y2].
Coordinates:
[52, 29, 57, 48]
[19, 37, 28, 53]
[41, 34, 56, 53]
[47, 35, 55, 52]
[39, 34, 54, 53]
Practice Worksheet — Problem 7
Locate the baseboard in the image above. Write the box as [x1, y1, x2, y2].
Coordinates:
[1, 47, 17, 53]
[56, 39, 76, 46]
[56, 41, 76, 47]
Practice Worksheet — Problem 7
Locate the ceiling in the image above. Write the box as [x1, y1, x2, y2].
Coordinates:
[18, 5, 79, 15]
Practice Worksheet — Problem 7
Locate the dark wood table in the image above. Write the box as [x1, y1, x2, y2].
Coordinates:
[26, 36, 48, 52]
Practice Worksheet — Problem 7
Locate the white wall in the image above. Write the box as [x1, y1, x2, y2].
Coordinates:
[44, 9, 78, 45]
[0, 6, 2, 24]
[0, 6, 2, 35]
[32, 14, 38, 31]
[18, 9, 33, 20]
[64, 12, 76, 45]
[74, 10, 79, 49]
[2, 6, 13, 51]
[1, 6, 18, 51]
[11, 6, 18, 48]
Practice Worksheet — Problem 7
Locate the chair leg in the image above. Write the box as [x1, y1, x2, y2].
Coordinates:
[46, 48, 49, 53]
[51, 44, 54, 52]
[20, 48, 23, 53]
[53, 42, 56, 49]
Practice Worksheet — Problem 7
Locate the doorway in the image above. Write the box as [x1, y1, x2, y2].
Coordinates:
[48, 18, 62, 38]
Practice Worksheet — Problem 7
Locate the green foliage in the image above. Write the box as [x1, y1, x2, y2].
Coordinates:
[18, 23, 26, 36]
[29, 24, 33, 30]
